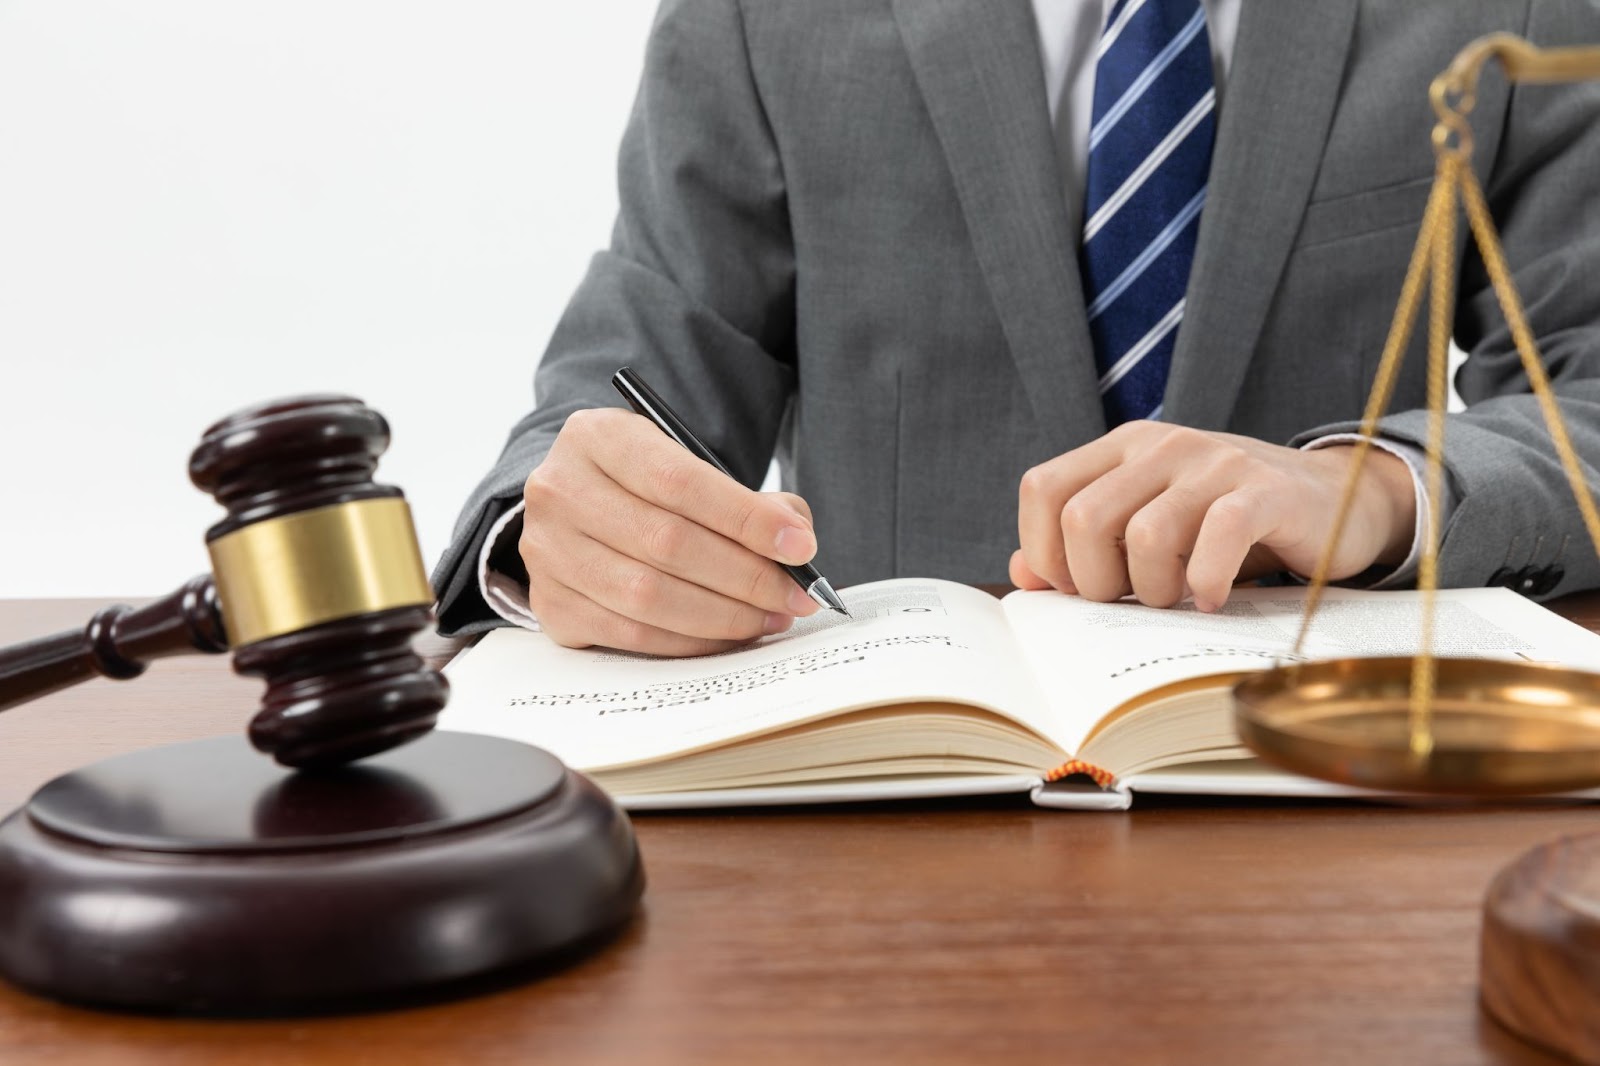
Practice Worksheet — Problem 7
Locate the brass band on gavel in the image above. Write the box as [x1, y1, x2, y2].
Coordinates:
[206, 497, 434, 648]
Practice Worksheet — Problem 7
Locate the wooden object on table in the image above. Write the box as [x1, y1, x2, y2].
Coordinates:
[0, 593, 1598, 1064]
[0, 732, 642, 1012]
[190, 393, 448, 767]
[0, 397, 643, 1013]
[0, 575, 226, 712]
[1482, 835, 1600, 1064]
[0, 395, 448, 768]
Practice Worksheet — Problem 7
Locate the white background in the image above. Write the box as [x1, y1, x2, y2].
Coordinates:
[0, 1, 660, 596]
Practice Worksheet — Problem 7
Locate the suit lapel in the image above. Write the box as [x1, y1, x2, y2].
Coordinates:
[1162, 0, 1361, 430]
[892, 0, 1105, 455]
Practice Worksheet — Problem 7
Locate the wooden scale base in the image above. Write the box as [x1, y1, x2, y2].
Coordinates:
[1482, 834, 1600, 1064]
[0, 731, 644, 1014]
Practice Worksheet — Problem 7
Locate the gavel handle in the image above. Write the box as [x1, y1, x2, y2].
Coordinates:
[0, 575, 229, 712]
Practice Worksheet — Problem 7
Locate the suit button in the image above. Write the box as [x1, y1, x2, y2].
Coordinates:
[1532, 565, 1563, 597]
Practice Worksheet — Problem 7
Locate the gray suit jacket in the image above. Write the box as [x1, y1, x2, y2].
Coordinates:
[434, 0, 1600, 635]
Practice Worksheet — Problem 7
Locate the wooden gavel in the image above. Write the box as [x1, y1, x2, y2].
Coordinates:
[0, 394, 447, 768]
[0, 394, 644, 1015]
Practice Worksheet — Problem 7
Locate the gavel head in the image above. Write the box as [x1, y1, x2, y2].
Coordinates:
[188, 395, 447, 770]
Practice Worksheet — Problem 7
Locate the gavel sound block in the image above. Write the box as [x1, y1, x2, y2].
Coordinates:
[1481, 835, 1600, 1064]
[0, 396, 643, 1013]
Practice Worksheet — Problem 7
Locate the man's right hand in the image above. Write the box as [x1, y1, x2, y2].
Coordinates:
[519, 407, 821, 656]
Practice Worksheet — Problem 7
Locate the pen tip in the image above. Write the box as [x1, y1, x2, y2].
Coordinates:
[810, 578, 849, 617]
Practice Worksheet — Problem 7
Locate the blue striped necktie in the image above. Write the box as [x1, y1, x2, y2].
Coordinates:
[1079, 0, 1217, 426]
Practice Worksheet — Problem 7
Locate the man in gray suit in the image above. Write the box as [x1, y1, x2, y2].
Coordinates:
[433, 0, 1600, 657]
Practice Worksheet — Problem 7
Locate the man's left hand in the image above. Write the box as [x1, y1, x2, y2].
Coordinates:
[1010, 422, 1418, 611]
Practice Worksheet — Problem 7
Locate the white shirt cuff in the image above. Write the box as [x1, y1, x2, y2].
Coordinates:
[1298, 434, 1455, 589]
[477, 500, 542, 631]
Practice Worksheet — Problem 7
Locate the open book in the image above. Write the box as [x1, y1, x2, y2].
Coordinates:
[439, 579, 1600, 810]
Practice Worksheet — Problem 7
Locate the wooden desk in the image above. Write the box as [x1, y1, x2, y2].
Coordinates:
[1, 596, 1596, 1066]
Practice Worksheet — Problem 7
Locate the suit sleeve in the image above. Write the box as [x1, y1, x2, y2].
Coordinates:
[1296, 0, 1600, 599]
[431, 0, 798, 635]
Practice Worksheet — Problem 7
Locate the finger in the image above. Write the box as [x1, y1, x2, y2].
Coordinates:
[1122, 487, 1210, 609]
[1057, 459, 1177, 602]
[532, 569, 772, 657]
[563, 471, 818, 618]
[582, 413, 817, 566]
[1008, 549, 1054, 590]
[1016, 423, 1163, 593]
[770, 492, 813, 526]
[1188, 488, 1278, 611]
[536, 519, 799, 643]
[1018, 458, 1102, 593]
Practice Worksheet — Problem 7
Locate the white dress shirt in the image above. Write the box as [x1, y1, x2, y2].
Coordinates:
[477, 0, 1438, 629]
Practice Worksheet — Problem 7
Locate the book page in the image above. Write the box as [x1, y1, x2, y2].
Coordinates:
[1001, 585, 1600, 755]
[440, 578, 1055, 772]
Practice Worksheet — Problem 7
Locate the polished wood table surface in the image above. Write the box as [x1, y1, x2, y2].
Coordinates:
[3, 595, 1599, 1066]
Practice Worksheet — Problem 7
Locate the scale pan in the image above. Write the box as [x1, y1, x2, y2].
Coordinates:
[1234, 657, 1600, 795]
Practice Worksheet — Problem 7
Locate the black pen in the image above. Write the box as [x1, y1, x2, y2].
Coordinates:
[612, 367, 850, 617]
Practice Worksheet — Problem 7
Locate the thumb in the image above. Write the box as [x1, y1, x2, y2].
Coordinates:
[769, 491, 814, 527]
[1009, 549, 1055, 590]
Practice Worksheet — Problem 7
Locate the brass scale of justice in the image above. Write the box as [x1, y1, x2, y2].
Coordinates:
[1229, 33, 1600, 1065]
